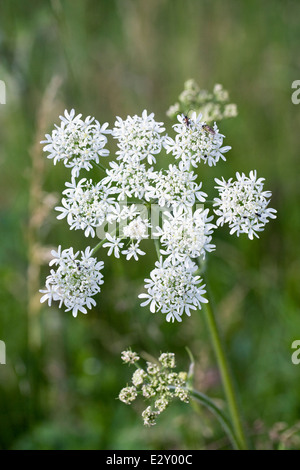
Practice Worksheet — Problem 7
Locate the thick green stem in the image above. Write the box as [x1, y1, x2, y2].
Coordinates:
[202, 290, 248, 450]
[168, 385, 239, 449]
[187, 388, 240, 450]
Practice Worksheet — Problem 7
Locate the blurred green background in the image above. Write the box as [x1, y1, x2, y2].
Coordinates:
[0, 0, 300, 450]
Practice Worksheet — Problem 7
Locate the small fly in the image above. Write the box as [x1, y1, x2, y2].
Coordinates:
[183, 115, 191, 127]
[202, 124, 215, 135]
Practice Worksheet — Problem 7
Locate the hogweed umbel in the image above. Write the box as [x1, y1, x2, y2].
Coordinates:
[39, 83, 277, 449]
[119, 350, 189, 427]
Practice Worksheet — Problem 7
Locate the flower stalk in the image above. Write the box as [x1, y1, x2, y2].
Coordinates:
[202, 285, 248, 450]
[184, 388, 240, 450]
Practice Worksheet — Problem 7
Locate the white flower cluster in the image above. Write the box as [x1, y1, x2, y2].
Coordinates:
[164, 112, 231, 168]
[154, 207, 216, 265]
[55, 177, 116, 237]
[103, 207, 150, 261]
[119, 350, 189, 426]
[166, 80, 238, 123]
[103, 160, 152, 200]
[121, 349, 140, 365]
[102, 110, 165, 202]
[40, 104, 276, 320]
[41, 109, 110, 177]
[40, 246, 104, 317]
[213, 171, 277, 239]
[146, 164, 207, 209]
[112, 109, 165, 165]
[139, 258, 208, 323]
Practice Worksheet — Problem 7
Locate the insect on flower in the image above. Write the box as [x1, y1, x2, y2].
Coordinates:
[183, 115, 191, 127]
[202, 124, 215, 135]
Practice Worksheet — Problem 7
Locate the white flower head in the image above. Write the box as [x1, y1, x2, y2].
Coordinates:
[119, 349, 190, 426]
[55, 177, 117, 237]
[103, 233, 124, 258]
[121, 349, 140, 364]
[142, 406, 160, 426]
[107, 203, 140, 225]
[154, 396, 169, 412]
[112, 110, 165, 165]
[102, 161, 153, 201]
[154, 206, 216, 264]
[41, 109, 110, 177]
[159, 352, 176, 369]
[122, 241, 146, 261]
[40, 245, 104, 317]
[164, 112, 231, 169]
[119, 386, 138, 404]
[213, 170, 277, 239]
[224, 103, 238, 118]
[123, 215, 151, 241]
[139, 258, 208, 323]
[213, 83, 229, 102]
[145, 164, 207, 210]
[132, 368, 147, 386]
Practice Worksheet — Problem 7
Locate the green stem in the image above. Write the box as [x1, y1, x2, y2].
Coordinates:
[91, 227, 118, 256]
[154, 238, 161, 260]
[91, 238, 108, 256]
[92, 161, 107, 172]
[187, 388, 240, 450]
[202, 286, 248, 450]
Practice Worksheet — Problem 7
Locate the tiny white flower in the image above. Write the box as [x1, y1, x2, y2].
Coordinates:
[119, 386, 138, 404]
[142, 406, 160, 426]
[132, 368, 146, 386]
[159, 353, 176, 369]
[224, 103, 238, 118]
[155, 397, 169, 412]
[103, 233, 124, 258]
[121, 350, 140, 364]
[123, 216, 151, 241]
[122, 242, 146, 261]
